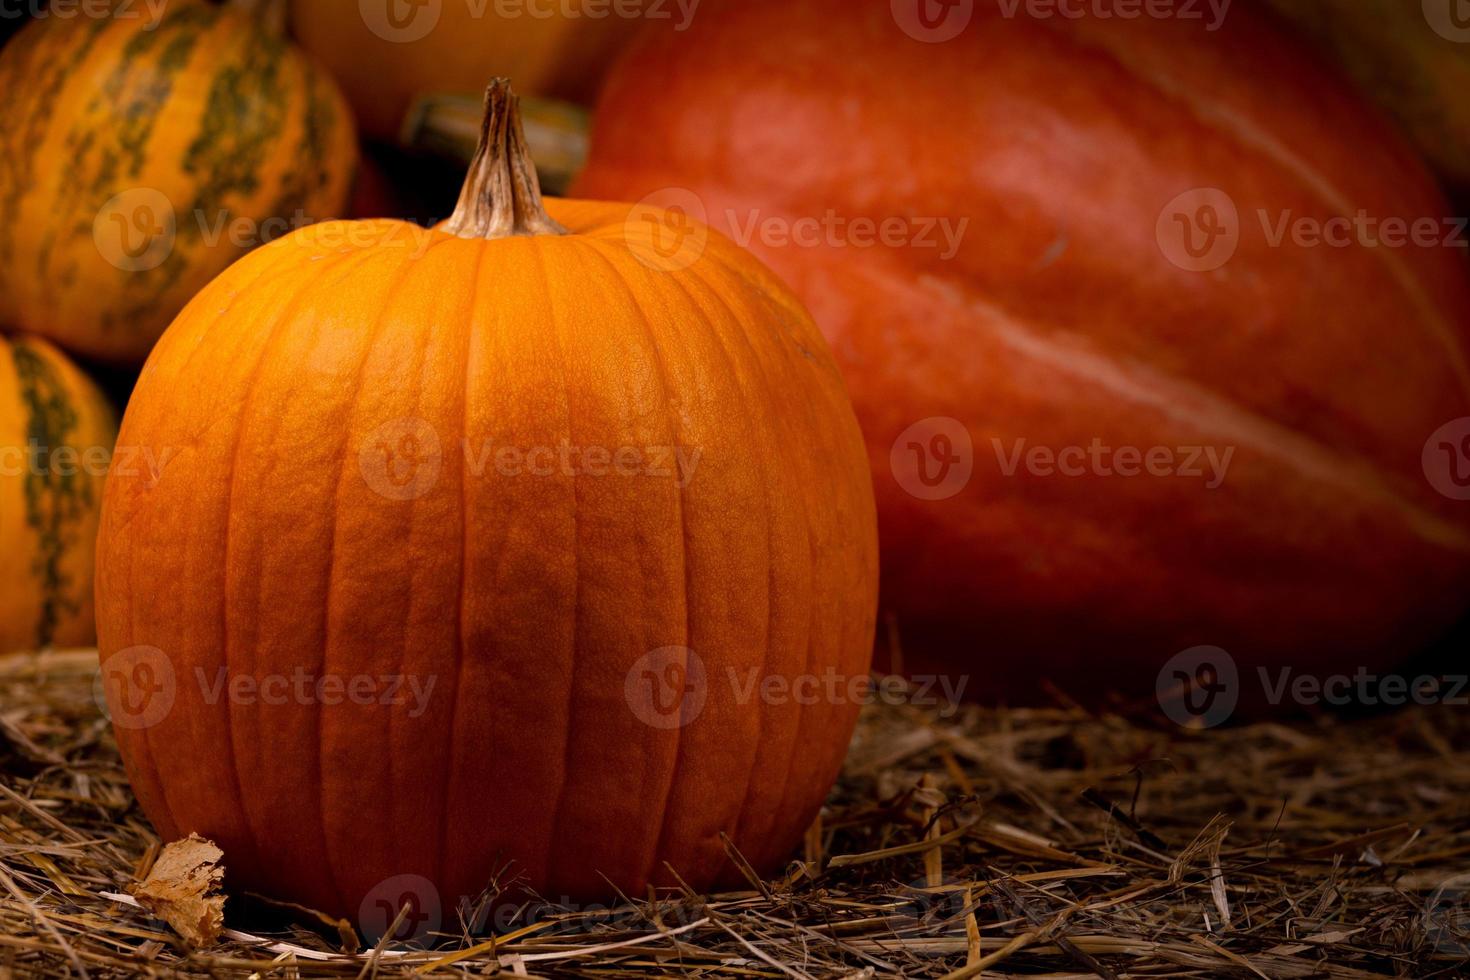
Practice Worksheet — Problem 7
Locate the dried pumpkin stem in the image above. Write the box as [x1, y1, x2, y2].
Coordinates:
[444, 79, 569, 240]
[228, 0, 287, 35]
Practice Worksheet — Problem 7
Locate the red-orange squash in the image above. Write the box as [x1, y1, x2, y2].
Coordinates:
[291, 0, 639, 141]
[0, 335, 116, 655]
[576, 0, 1470, 703]
[0, 0, 356, 363]
[96, 82, 877, 920]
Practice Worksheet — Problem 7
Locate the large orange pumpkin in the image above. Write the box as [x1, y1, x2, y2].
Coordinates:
[576, 0, 1470, 704]
[96, 82, 877, 920]
[0, 334, 116, 655]
[0, 0, 356, 364]
[291, 0, 640, 141]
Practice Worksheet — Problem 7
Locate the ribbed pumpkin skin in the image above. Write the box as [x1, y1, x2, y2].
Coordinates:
[96, 205, 878, 914]
[576, 0, 1470, 700]
[291, 1, 638, 140]
[0, 335, 116, 655]
[0, 0, 356, 364]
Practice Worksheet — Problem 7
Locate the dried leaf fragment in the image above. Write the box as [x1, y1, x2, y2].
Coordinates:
[131, 833, 225, 947]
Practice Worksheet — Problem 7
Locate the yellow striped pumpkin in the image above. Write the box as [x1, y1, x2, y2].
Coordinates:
[0, 334, 116, 655]
[0, 0, 357, 363]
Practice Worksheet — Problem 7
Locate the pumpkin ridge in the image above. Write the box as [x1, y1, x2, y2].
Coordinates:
[633, 263, 729, 883]
[680, 256, 823, 863]
[313, 247, 424, 914]
[574, 238, 702, 884]
[216, 247, 387, 906]
[1039, 18, 1470, 400]
[653, 256, 781, 863]
[434, 237, 488, 899]
[915, 271, 1470, 551]
[106, 240, 308, 843]
[530, 234, 589, 889]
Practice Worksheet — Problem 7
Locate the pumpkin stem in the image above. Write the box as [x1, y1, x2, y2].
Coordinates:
[444, 79, 569, 240]
[229, 0, 287, 35]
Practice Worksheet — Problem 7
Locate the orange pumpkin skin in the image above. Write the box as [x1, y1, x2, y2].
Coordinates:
[577, 0, 1470, 702]
[0, 0, 356, 364]
[96, 89, 877, 915]
[0, 335, 116, 655]
[291, 0, 639, 141]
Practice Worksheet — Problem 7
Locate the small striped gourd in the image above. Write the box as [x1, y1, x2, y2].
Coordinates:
[0, 334, 116, 655]
[0, 0, 357, 363]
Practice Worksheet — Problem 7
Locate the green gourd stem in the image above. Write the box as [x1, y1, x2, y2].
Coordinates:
[229, 0, 287, 36]
[444, 79, 569, 240]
